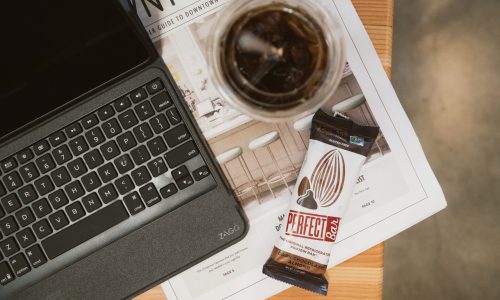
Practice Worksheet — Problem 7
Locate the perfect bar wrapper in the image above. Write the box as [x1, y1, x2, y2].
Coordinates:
[262, 110, 379, 295]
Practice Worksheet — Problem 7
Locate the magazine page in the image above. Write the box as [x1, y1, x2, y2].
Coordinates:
[132, 0, 447, 299]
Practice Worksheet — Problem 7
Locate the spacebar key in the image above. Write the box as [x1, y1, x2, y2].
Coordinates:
[42, 201, 129, 259]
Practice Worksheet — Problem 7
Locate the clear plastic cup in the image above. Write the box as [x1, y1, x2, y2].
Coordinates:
[208, 0, 346, 123]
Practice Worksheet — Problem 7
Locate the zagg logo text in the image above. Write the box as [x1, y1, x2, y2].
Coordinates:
[219, 225, 240, 240]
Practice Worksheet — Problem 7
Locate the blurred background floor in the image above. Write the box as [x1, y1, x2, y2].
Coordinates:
[384, 0, 500, 299]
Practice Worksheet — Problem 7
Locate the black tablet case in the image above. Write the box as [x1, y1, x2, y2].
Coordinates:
[0, 3, 248, 298]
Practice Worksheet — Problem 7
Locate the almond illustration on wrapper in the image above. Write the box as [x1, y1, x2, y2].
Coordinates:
[297, 177, 310, 196]
[311, 150, 345, 207]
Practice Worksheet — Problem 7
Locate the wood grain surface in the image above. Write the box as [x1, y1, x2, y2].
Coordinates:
[135, 0, 393, 299]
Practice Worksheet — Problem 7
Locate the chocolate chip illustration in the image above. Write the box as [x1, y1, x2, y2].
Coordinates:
[298, 177, 310, 196]
[296, 190, 317, 210]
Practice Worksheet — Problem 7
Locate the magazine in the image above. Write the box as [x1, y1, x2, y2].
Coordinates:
[131, 0, 447, 299]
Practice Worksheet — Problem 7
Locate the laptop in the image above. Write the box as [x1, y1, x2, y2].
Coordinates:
[0, 1, 247, 298]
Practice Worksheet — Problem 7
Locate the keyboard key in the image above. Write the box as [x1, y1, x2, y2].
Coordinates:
[65, 202, 86, 222]
[36, 153, 56, 174]
[19, 163, 40, 183]
[100, 140, 120, 160]
[97, 105, 115, 121]
[85, 127, 106, 148]
[147, 158, 168, 177]
[81, 172, 101, 192]
[26, 245, 47, 268]
[67, 158, 87, 178]
[15, 207, 35, 227]
[193, 166, 210, 181]
[123, 192, 145, 215]
[84, 149, 104, 169]
[114, 97, 131, 112]
[172, 166, 189, 181]
[160, 183, 177, 199]
[10, 253, 31, 277]
[117, 131, 137, 152]
[150, 92, 171, 112]
[0, 183, 5, 198]
[166, 108, 181, 125]
[16, 228, 36, 248]
[97, 163, 118, 183]
[50, 167, 71, 187]
[34, 176, 54, 196]
[81, 114, 99, 130]
[177, 176, 194, 190]
[65, 122, 83, 138]
[48, 131, 67, 147]
[164, 125, 190, 148]
[0, 206, 3, 219]
[68, 136, 89, 156]
[146, 79, 164, 95]
[47, 190, 69, 210]
[3, 172, 23, 191]
[164, 141, 199, 168]
[130, 87, 147, 103]
[17, 149, 33, 165]
[131, 166, 151, 187]
[52, 145, 73, 165]
[0, 237, 19, 257]
[133, 123, 154, 143]
[33, 140, 50, 155]
[0, 217, 19, 236]
[32, 198, 52, 218]
[115, 175, 135, 195]
[18, 185, 38, 205]
[82, 193, 102, 213]
[101, 118, 122, 138]
[130, 145, 151, 165]
[118, 110, 138, 130]
[114, 154, 134, 174]
[43, 201, 129, 259]
[135, 101, 155, 120]
[98, 184, 118, 204]
[1, 157, 17, 173]
[65, 181, 85, 201]
[33, 219, 53, 239]
[147, 137, 167, 157]
[0, 262, 15, 286]
[48, 210, 69, 231]
[150, 114, 170, 134]
[1, 194, 21, 213]
[140, 184, 161, 207]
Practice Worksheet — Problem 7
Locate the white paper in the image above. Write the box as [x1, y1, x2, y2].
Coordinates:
[132, 0, 447, 298]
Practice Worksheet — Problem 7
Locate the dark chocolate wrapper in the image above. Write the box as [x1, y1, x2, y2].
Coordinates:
[312, 109, 380, 156]
[263, 257, 328, 296]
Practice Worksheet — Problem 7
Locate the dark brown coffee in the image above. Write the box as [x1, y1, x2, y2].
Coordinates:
[221, 3, 329, 110]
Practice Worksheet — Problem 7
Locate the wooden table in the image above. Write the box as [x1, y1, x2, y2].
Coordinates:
[136, 0, 393, 299]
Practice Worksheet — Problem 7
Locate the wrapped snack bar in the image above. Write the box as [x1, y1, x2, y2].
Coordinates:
[263, 110, 379, 295]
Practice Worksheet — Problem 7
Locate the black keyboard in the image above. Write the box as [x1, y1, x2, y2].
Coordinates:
[0, 78, 215, 286]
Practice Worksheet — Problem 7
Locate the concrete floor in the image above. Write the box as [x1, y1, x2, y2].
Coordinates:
[384, 0, 500, 299]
